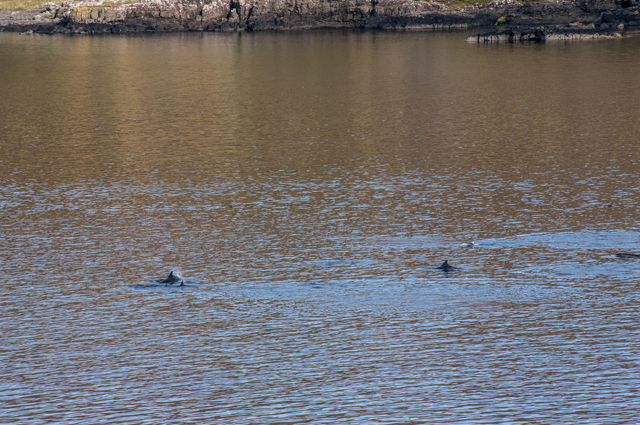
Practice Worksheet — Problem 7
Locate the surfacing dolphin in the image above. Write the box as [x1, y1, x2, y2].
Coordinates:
[155, 271, 181, 284]
[436, 260, 457, 272]
[616, 253, 640, 259]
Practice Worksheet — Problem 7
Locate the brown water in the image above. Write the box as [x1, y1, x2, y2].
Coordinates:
[1, 30, 640, 423]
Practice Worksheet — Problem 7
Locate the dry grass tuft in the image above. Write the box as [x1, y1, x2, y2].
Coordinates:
[0, 0, 137, 10]
[430, 0, 560, 10]
[0, 0, 51, 10]
[0, 0, 560, 12]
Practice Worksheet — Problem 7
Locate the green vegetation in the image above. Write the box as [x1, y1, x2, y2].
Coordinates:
[0, 0, 561, 12]
[426, 0, 560, 10]
[101, 0, 138, 6]
[0, 0, 50, 10]
[0, 0, 136, 11]
[431, 0, 504, 9]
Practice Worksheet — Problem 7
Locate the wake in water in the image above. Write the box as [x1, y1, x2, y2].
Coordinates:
[128, 271, 197, 289]
[616, 253, 640, 259]
[152, 271, 182, 285]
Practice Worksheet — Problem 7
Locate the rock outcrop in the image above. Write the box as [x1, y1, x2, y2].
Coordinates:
[465, 25, 626, 42]
[464, 0, 639, 41]
[1, 0, 639, 36]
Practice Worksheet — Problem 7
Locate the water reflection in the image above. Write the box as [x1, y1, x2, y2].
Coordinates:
[1, 31, 640, 423]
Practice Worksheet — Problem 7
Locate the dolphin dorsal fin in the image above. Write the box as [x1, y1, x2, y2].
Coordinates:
[437, 260, 453, 271]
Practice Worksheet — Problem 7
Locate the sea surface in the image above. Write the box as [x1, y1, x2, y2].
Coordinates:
[1, 30, 640, 423]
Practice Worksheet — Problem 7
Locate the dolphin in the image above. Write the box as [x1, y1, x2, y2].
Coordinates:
[616, 253, 640, 259]
[155, 271, 181, 284]
[436, 260, 456, 272]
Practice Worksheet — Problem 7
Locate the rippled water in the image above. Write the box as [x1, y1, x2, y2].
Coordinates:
[1, 31, 640, 423]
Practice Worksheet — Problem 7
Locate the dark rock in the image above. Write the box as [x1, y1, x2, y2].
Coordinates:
[466, 25, 626, 42]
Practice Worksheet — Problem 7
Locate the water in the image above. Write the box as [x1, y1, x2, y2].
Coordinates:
[1, 30, 640, 423]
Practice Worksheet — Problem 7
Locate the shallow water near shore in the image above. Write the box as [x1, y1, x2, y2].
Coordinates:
[1, 30, 640, 423]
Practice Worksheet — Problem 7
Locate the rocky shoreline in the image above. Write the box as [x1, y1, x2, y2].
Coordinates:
[467, 25, 629, 42]
[0, 0, 638, 40]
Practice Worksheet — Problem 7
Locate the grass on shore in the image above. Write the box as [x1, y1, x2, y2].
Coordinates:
[0, 0, 558, 12]
[0, 0, 136, 10]
[435, 0, 560, 9]
[0, 0, 50, 10]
